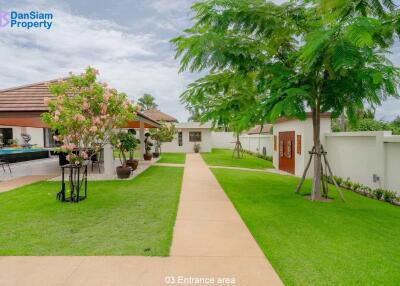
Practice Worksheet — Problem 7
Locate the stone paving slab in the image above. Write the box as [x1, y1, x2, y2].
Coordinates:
[0, 175, 58, 193]
[0, 256, 281, 286]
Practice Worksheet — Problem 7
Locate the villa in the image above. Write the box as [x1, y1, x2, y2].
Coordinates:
[0, 78, 160, 147]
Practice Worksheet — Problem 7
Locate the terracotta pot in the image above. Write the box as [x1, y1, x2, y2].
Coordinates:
[153, 152, 160, 158]
[126, 159, 139, 171]
[143, 153, 153, 161]
[116, 166, 131, 179]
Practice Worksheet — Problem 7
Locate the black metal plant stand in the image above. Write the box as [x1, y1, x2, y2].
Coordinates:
[57, 164, 88, 203]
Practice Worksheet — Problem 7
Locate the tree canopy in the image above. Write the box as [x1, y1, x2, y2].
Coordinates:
[138, 93, 158, 111]
[172, 0, 400, 199]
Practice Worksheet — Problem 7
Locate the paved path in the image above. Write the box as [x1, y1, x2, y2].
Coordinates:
[0, 175, 58, 193]
[0, 154, 283, 286]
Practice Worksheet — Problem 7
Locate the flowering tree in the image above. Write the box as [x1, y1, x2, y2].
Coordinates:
[150, 121, 176, 154]
[42, 67, 137, 165]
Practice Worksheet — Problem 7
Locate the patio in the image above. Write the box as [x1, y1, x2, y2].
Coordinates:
[0, 154, 160, 194]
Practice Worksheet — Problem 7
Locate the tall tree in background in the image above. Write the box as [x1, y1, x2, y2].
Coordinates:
[138, 93, 158, 111]
[172, 0, 400, 200]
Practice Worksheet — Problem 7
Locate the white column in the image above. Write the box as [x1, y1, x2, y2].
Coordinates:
[139, 120, 145, 156]
[103, 143, 114, 175]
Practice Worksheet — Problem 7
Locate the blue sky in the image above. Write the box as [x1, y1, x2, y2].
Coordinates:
[0, 0, 399, 122]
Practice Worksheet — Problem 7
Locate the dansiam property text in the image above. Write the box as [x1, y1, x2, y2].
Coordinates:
[0, 11, 53, 30]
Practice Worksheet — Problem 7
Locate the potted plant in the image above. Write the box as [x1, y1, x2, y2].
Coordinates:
[193, 142, 201, 153]
[143, 132, 153, 160]
[125, 129, 140, 170]
[150, 122, 176, 158]
[112, 132, 137, 179]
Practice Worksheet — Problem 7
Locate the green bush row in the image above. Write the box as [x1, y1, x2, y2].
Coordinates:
[325, 175, 399, 205]
[242, 149, 273, 162]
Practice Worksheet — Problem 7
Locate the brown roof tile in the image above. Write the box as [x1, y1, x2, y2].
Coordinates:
[0, 78, 68, 112]
[247, 124, 273, 135]
[141, 108, 178, 123]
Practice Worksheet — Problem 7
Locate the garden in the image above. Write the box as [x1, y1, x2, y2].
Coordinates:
[0, 166, 183, 255]
[211, 167, 400, 286]
[201, 149, 273, 169]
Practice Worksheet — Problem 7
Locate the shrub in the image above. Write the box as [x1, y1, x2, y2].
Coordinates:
[360, 185, 372, 196]
[352, 183, 362, 192]
[333, 176, 343, 186]
[193, 143, 201, 153]
[342, 179, 353, 190]
[383, 190, 397, 203]
[373, 189, 384, 200]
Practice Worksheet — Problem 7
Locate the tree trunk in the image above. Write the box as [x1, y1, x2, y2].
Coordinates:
[340, 112, 345, 131]
[236, 134, 240, 159]
[311, 103, 322, 201]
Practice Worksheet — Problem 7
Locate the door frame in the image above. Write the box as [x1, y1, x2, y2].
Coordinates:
[278, 131, 295, 174]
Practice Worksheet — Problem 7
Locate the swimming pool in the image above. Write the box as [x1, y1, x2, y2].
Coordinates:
[0, 148, 47, 154]
[0, 148, 50, 163]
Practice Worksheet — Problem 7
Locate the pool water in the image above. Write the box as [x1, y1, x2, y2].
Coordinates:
[0, 148, 48, 155]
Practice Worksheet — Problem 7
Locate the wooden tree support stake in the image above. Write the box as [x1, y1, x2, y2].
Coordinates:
[295, 145, 345, 202]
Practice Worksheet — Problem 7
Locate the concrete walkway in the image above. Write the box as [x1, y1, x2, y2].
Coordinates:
[0, 154, 283, 286]
[169, 154, 283, 285]
[0, 175, 58, 193]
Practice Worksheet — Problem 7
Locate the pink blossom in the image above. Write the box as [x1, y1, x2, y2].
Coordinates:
[89, 126, 98, 133]
[81, 151, 88, 160]
[74, 114, 85, 121]
[83, 101, 89, 110]
[92, 117, 100, 125]
[101, 103, 107, 115]
[104, 92, 112, 102]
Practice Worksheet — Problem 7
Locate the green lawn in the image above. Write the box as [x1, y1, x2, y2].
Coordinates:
[0, 166, 183, 256]
[158, 153, 186, 164]
[113, 149, 141, 159]
[201, 149, 273, 169]
[211, 168, 400, 286]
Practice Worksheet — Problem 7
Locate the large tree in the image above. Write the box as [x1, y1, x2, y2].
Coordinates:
[172, 0, 400, 200]
[138, 93, 158, 111]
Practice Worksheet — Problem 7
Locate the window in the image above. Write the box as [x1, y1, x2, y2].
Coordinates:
[0, 128, 13, 146]
[178, 132, 183, 146]
[274, 135, 277, 151]
[189, 131, 201, 142]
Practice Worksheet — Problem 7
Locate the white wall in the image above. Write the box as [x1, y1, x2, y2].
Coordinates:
[0, 125, 44, 147]
[325, 131, 400, 195]
[211, 132, 235, 149]
[239, 134, 273, 156]
[26, 127, 44, 147]
[385, 139, 400, 194]
[325, 133, 382, 189]
[162, 128, 212, 153]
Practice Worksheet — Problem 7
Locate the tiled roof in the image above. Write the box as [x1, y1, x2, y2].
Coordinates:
[141, 108, 178, 123]
[0, 78, 68, 112]
[247, 124, 273, 135]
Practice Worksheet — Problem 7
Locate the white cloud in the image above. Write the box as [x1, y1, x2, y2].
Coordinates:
[0, 1, 192, 121]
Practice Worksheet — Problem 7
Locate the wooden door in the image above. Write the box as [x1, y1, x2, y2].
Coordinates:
[278, 131, 295, 174]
